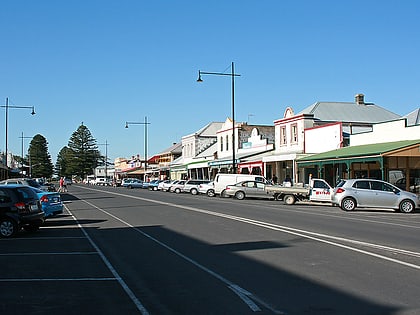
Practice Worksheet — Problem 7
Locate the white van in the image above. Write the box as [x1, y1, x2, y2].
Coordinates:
[214, 174, 268, 196]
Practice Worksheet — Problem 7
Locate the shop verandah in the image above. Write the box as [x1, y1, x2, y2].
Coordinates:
[296, 140, 420, 191]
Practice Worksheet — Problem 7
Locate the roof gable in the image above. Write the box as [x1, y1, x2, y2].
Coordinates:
[403, 108, 420, 126]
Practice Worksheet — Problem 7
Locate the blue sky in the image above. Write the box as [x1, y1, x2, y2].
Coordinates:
[1, 1, 420, 163]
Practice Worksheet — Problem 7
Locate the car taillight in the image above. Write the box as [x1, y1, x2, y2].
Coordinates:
[14, 202, 26, 210]
[335, 188, 345, 194]
[40, 195, 49, 203]
[15, 202, 29, 213]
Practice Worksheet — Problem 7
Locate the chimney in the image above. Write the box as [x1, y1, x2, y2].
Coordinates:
[355, 93, 365, 105]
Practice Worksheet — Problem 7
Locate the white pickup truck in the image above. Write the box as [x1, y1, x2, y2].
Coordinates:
[265, 178, 333, 205]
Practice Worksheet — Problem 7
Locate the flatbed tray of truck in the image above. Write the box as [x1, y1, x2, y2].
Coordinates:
[265, 185, 310, 195]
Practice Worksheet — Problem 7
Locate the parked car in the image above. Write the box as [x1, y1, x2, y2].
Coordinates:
[0, 184, 45, 237]
[331, 179, 420, 213]
[123, 179, 143, 189]
[182, 179, 211, 195]
[161, 180, 178, 192]
[198, 181, 215, 197]
[94, 178, 112, 186]
[0, 178, 52, 192]
[394, 177, 420, 194]
[148, 180, 162, 191]
[224, 180, 274, 200]
[157, 180, 171, 191]
[29, 187, 63, 218]
[121, 178, 135, 187]
[213, 173, 268, 196]
[142, 181, 150, 189]
[169, 180, 187, 193]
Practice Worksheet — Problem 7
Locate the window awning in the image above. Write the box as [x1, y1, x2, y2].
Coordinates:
[297, 139, 420, 166]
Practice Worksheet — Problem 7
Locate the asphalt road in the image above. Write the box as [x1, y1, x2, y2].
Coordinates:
[1, 184, 420, 315]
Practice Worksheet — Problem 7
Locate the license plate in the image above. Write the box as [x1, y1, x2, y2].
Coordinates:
[30, 204, 39, 211]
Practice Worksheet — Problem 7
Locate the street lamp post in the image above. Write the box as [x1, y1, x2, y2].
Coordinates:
[197, 62, 241, 173]
[125, 116, 150, 179]
[1, 97, 36, 176]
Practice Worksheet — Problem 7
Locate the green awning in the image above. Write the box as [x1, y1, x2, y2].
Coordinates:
[297, 139, 420, 166]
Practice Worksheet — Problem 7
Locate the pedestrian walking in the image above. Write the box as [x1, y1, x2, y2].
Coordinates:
[58, 177, 64, 193]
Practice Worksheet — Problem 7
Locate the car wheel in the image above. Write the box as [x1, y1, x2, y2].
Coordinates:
[23, 224, 40, 233]
[283, 194, 296, 205]
[127, 185, 132, 189]
[0, 218, 18, 238]
[207, 189, 215, 197]
[175, 188, 181, 194]
[235, 191, 245, 200]
[399, 199, 415, 213]
[341, 197, 356, 211]
[190, 188, 198, 195]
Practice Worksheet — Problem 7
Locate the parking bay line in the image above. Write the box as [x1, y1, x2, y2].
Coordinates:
[64, 203, 150, 315]
[0, 251, 117, 282]
[0, 278, 117, 282]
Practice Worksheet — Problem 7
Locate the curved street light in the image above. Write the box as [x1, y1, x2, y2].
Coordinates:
[1, 97, 36, 177]
[125, 116, 150, 178]
[197, 62, 241, 173]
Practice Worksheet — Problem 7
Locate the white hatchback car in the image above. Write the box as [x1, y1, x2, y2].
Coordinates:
[169, 180, 187, 193]
[331, 179, 420, 213]
[182, 180, 211, 195]
[198, 181, 215, 197]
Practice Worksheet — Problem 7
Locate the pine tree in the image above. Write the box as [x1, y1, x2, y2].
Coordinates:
[55, 146, 73, 177]
[66, 124, 100, 178]
[28, 134, 54, 178]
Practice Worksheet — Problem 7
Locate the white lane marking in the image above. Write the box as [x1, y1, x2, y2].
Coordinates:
[79, 186, 420, 271]
[80, 199, 279, 314]
[65, 204, 150, 315]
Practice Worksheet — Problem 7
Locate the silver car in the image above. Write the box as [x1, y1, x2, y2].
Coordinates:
[198, 181, 215, 197]
[224, 180, 274, 200]
[182, 179, 211, 195]
[169, 180, 187, 193]
[331, 179, 420, 213]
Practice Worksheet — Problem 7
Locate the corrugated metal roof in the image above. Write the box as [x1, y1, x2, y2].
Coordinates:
[404, 108, 420, 126]
[197, 122, 224, 136]
[157, 142, 182, 155]
[183, 122, 224, 138]
[298, 101, 401, 123]
[194, 142, 217, 158]
[297, 139, 420, 162]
